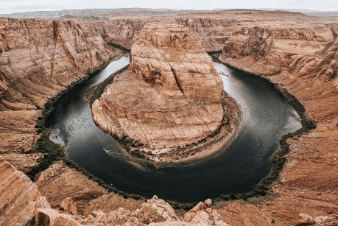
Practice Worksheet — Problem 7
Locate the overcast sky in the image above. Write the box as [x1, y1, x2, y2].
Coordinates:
[0, 0, 337, 14]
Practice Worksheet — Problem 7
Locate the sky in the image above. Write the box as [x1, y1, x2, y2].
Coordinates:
[0, 0, 337, 14]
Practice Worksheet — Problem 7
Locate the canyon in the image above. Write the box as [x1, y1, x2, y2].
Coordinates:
[0, 9, 337, 226]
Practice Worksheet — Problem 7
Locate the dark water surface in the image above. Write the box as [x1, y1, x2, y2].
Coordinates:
[49, 55, 301, 202]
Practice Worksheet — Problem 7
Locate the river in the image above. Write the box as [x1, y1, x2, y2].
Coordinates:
[49, 55, 301, 202]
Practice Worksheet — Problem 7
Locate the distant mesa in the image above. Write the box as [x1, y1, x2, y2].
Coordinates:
[92, 21, 240, 164]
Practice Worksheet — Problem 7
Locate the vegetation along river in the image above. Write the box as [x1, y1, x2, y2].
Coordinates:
[48, 54, 302, 202]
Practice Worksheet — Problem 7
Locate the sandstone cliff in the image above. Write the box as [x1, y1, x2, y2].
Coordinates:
[219, 24, 334, 76]
[175, 10, 334, 53]
[92, 21, 240, 163]
[0, 156, 51, 226]
[0, 18, 123, 172]
[92, 18, 145, 49]
[3, 156, 234, 226]
[213, 11, 338, 226]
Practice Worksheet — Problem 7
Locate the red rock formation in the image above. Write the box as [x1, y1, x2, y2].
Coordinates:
[0, 156, 50, 226]
[129, 22, 224, 102]
[35, 162, 108, 209]
[92, 21, 240, 163]
[92, 18, 145, 49]
[215, 10, 338, 226]
[0, 18, 122, 171]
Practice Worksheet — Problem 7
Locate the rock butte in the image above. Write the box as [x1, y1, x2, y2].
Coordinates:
[92, 21, 240, 163]
[0, 9, 337, 226]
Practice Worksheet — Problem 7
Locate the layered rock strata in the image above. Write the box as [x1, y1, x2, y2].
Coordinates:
[0, 18, 123, 173]
[0, 157, 84, 226]
[0, 156, 50, 226]
[213, 11, 338, 226]
[2, 155, 235, 226]
[92, 21, 240, 163]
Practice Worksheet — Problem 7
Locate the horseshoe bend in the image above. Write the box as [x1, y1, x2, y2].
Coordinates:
[92, 22, 240, 164]
[0, 9, 338, 226]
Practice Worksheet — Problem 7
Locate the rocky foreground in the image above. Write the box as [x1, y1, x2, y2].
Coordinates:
[0, 156, 231, 226]
[92, 21, 240, 163]
[0, 10, 338, 226]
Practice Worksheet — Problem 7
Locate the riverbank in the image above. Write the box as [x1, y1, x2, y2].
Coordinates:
[89, 64, 242, 166]
[214, 53, 338, 225]
[209, 56, 316, 204]
[91, 21, 244, 166]
[25, 52, 124, 180]
[50, 52, 303, 206]
[30, 30, 316, 210]
[24, 52, 150, 210]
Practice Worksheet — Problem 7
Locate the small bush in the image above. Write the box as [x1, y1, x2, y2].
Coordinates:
[329, 70, 337, 80]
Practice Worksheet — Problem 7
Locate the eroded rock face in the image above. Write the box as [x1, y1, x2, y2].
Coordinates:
[129, 22, 224, 103]
[92, 18, 145, 49]
[216, 11, 338, 226]
[92, 21, 239, 163]
[35, 162, 108, 209]
[78, 196, 231, 226]
[215, 13, 335, 77]
[0, 18, 122, 173]
[0, 156, 50, 226]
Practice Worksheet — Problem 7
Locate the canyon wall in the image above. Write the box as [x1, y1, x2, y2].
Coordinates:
[0, 18, 123, 174]
[0, 156, 50, 225]
[213, 11, 338, 226]
[92, 18, 145, 49]
[1, 156, 233, 226]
